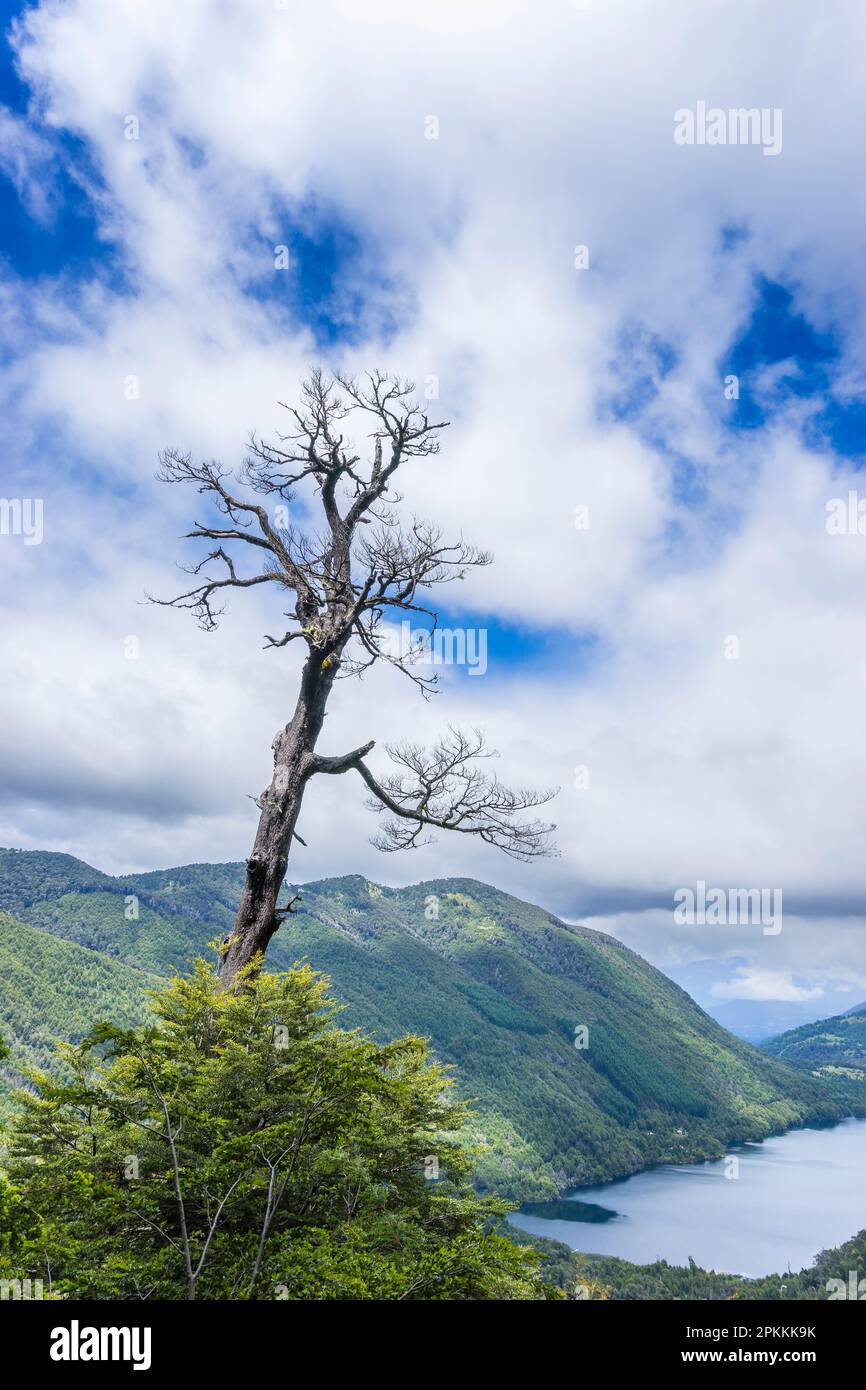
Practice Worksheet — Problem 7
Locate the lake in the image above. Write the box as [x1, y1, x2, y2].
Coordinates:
[509, 1117, 866, 1276]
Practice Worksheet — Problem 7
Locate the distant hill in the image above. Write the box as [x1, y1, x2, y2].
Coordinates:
[663, 958, 851, 1042]
[762, 1004, 866, 1083]
[707, 999, 827, 1044]
[0, 847, 859, 1200]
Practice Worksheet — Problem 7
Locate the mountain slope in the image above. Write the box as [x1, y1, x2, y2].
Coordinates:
[0, 848, 858, 1198]
[762, 1005, 866, 1083]
[0, 910, 156, 1115]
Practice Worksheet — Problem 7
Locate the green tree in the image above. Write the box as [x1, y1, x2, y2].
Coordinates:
[2, 958, 551, 1301]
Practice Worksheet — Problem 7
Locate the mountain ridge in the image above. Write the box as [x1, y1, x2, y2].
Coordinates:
[0, 847, 860, 1200]
[762, 1003, 866, 1083]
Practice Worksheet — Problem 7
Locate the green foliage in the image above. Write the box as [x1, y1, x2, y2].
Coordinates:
[0, 848, 111, 910]
[0, 912, 155, 1116]
[454, 980, 547, 1033]
[1, 850, 861, 1201]
[511, 1223, 866, 1301]
[763, 1007, 866, 1088]
[1, 959, 548, 1301]
[583, 1020, 708, 1116]
[2, 847, 864, 1302]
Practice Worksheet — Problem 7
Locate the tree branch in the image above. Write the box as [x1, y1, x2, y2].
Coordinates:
[310, 727, 557, 861]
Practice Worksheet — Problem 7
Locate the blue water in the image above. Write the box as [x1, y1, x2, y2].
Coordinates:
[510, 1117, 866, 1276]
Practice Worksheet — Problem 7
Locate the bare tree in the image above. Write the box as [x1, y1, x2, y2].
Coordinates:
[151, 370, 556, 981]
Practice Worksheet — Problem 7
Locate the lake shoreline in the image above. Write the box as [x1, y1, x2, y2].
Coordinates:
[507, 1115, 866, 1277]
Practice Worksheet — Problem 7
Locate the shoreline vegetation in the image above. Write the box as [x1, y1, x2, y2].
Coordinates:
[507, 1223, 866, 1300]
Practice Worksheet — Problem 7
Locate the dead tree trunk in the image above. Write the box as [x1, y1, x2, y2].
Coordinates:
[220, 652, 336, 980]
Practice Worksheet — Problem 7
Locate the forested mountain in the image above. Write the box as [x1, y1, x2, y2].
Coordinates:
[0, 848, 859, 1200]
[0, 912, 155, 1115]
[762, 1004, 866, 1082]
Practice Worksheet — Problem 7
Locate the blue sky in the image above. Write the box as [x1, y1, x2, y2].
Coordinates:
[1, 0, 866, 1019]
[0, 3, 107, 278]
[727, 276, 866, 455]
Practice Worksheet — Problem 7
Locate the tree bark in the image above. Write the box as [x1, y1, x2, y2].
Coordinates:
[220, 653, 336, 982]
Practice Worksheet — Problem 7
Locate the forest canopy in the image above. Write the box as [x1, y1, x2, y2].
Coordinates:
[0, 957, 551, 1301]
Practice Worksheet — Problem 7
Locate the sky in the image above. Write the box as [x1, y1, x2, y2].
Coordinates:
[1, 0, 865, 1023]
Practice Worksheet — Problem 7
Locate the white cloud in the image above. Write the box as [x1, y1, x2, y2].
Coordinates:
[710, 969, 823, 1004]
[0, 104, 57, 222]
[0, 0, 865, 997]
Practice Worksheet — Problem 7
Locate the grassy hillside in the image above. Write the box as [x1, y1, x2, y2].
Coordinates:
[762, 1005, 866, 1083]
[0, 848, 859, 1199]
